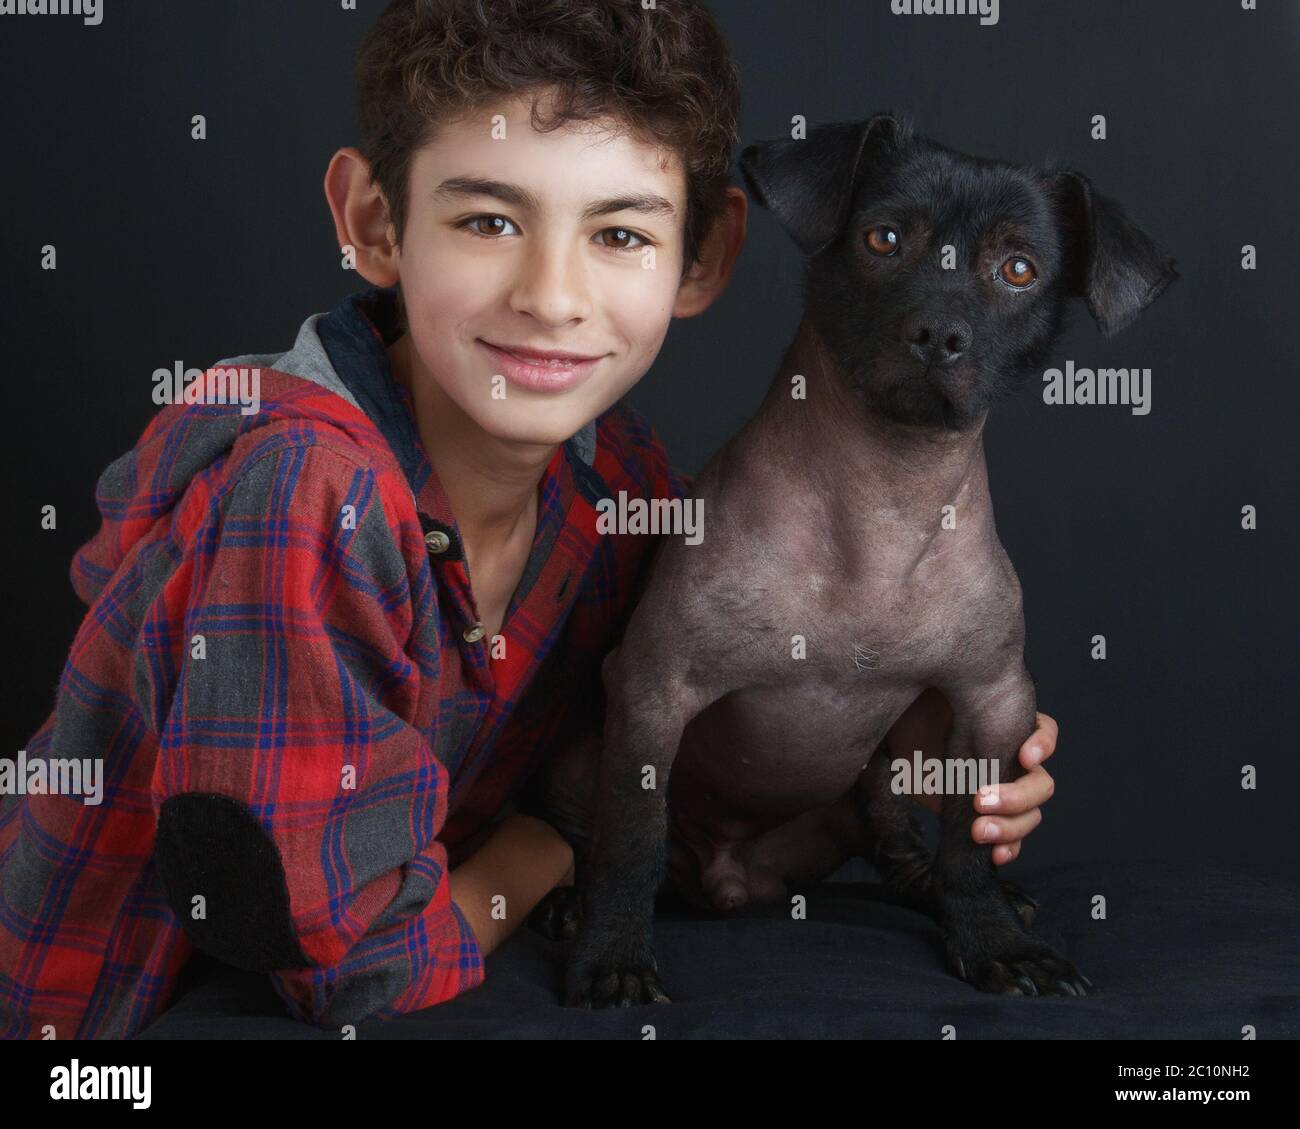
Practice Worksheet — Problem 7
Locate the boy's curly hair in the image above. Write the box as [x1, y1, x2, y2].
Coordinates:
[355, 0, 741, 310]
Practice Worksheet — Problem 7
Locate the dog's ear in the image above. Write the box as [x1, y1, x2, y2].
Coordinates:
[739, 114, 900, 256]
[1044, 170, 1179, 337]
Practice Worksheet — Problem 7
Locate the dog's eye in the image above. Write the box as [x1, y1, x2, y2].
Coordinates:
[865, 226, 900, 256]
[998, 257, 1037, 288]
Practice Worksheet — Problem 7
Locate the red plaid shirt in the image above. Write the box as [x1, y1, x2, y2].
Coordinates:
[0, 287, 688, 1039]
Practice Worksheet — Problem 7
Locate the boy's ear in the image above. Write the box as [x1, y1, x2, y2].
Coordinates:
[739, 114, 900, 256]
[324, 147, 401, 287]
[673, 186, 748, 318]
[1044, 170, 1179, 337]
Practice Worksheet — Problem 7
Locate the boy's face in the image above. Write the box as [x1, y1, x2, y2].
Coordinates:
[390, 90, 691, 447]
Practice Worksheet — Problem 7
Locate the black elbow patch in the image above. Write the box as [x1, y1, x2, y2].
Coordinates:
[156, 792, 313, 972]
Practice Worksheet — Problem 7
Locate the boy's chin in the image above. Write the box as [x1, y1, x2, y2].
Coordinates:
[465, 400, 599, 451]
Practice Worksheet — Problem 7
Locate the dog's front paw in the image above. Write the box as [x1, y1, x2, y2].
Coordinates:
[944, 920, 1092, 998]
[528, 885, 584, 941]
[562, 929, 671, 1008]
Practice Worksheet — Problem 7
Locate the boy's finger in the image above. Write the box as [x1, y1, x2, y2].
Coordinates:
[973, 807, 1042, 845]
[1020, 712, 1059, 767]
[975, 766, 1054, 815]
[992, 842, 1022, 865]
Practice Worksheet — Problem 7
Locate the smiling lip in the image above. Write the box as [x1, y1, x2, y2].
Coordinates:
[478, 340, 605, 393]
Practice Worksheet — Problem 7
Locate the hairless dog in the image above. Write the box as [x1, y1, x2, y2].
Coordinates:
[537, 113, 1177, 1007]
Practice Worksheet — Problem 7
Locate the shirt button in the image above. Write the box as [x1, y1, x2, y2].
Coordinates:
[462, 622, 486, 643]
[425, 530, 451, 554]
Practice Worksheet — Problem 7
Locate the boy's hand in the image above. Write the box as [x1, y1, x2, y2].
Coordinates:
[973, 712, 1058, 865]
[906, 695, 1059, 865]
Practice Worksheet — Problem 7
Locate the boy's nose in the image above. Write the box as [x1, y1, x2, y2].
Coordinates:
[509, 239, 593, 326]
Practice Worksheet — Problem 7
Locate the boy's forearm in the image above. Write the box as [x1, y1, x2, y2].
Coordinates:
[449, 812, 574, 956]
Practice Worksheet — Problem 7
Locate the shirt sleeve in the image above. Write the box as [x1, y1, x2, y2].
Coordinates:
[149, 437, 483, 1030]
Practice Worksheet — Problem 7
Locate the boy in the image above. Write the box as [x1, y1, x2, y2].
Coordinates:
[0, 0, 1059, 1039]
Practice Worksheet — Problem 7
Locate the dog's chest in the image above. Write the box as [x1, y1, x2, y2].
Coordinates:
[669, 550, 1003, 812]
[787, 546, 993, 685]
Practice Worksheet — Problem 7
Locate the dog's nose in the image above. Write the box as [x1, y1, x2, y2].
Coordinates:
[902, 310, 972, 368]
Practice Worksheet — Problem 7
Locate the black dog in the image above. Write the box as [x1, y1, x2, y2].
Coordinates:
[540, 113, 1176, 1007]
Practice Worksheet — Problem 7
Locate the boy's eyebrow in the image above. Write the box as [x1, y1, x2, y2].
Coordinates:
[431, 176, 676, 219]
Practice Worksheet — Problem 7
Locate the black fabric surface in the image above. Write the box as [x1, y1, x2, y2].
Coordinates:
[136, 861, 1300, 1040]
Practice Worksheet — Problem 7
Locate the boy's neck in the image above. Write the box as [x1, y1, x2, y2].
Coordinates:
[386, 334, 552, 549]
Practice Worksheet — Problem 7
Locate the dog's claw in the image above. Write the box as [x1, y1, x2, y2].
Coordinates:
[618, 972, 644, 1008]
[615, 972, 670, 1006]
[1013, 972, 1038, 997]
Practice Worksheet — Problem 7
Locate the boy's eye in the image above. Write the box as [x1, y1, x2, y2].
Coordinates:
[595, 227, 649, 251]
[457, 216, 648, 253]
[998, 256, 1038, 289]
[460, 214, 519, 238]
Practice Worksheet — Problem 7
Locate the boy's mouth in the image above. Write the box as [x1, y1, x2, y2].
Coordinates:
[478, 339, 605, 393]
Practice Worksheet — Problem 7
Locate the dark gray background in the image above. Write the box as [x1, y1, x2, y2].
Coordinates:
[3, 0, 1296, 882]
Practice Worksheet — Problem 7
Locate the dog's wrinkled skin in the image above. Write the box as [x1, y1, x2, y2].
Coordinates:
[541, 115, 1176, 1007]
